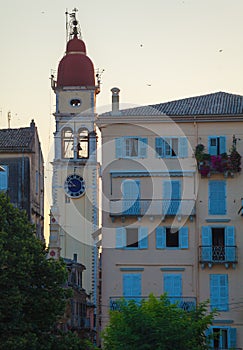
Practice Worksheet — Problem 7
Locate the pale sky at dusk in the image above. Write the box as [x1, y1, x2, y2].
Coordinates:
[1, 0, 243, 237]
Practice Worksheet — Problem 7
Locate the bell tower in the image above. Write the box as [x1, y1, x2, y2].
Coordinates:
[48, 9, 100, 301]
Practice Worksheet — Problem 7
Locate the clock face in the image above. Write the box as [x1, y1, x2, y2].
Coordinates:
[64, 174, 85, 198]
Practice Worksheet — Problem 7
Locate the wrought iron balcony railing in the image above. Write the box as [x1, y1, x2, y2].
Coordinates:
[110, 296, 196, 311]
[199, 245, 237, 264]
[110, 199, 196, 217]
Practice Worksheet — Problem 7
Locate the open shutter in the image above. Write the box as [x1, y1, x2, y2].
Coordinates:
[123, 274, 141, 298]
[138, 227, 148, 249]
[228, 328, 237, 349]
[156, 227, 166, 248]
[139, 138, 147, 158]
[205, 327, 213, 349]
[179, 227, 188, 248]
[0, 165, 8, 191]
[219, 136, 226, 154]
[208, 136, 218, 155]
[179, 137, 188, 158]
[116, 227, 126, 248]
[155, 137, 165, 158]
[115, 138, 123, 158]
[209, 181, 226, 215]
[201, 226, 212, 261]
[225, 226, 236, 262]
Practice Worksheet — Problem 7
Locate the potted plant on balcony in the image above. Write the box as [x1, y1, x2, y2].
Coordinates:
[195, 144, 211, 176]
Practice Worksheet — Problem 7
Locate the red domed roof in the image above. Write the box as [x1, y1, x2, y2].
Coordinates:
[56, 36, 95, 88]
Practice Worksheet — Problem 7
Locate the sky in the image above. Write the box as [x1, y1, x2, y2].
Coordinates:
[1, 0, 243, 239]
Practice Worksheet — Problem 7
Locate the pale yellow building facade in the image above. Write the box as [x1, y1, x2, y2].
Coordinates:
[98, 91, 243, 349]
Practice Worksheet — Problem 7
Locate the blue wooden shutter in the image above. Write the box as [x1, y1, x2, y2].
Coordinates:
[155, 137, 165, 158]
[208, 136, 218, 155]
[179, 137, 188, 158]
[163, 180, 181, 215]
[138, 227, 148, 249]
[156, 227, 166, 248]
[228, 328, 237, 349]
[209, 181, 226, 215]
[210, 274, 228, 311]
[116, 227, 126, 248]
[205, 327, 213, 349]
[139, 138, 147, 158]
[179, 227, 188, 248]
[164, 274, 182, 303]
[219, 136, 226, 154]
[225, 226, 235, 262]
[115, 138, 123, 158]
[122, 180, 140, 215]
[201, 226, 212, 261]
[0, 165, 8, 191]
[123, 274, 141, 297]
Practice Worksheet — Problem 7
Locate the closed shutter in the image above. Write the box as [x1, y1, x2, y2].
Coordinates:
[225, 226, 235, 262]
[179, 227, 189, 248]
[209, 180, 226, 215]
[139, 138, 147, 158]
[164, 274, 182, 303]
[210, 274, 228, 311]
[115, 138, 123, 158]
[122, 180, 140, 215]
[138, 227, 148, 249]
[163, 180, 181, 215]
[123, 274, 141, 298]
[116, 227, 126, 248]
[156, 227, 166, 248]
[0, 165, 8, 191]
[179, 137, 188, 158]
[201, 226, 212, 261]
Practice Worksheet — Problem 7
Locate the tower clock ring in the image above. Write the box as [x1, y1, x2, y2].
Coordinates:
[64, 174, 86, 198]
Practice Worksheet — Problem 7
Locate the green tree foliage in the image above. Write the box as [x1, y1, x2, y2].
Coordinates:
[0, 193, 95, 350]
[102, 294, 217, 350]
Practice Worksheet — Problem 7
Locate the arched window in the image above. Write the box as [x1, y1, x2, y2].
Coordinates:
[62, 128, 74, 158]
[77, 129, 89, 159]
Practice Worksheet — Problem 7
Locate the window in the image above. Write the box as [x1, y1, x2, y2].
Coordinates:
[163, 180, 181, 215]
[155, 137, 188, 158]
[163, 274, 182, 303]
[123, 274, 141, 299]
[77, 129, 89, 158]
[209, 180, 226, 215]
[207, 327, 237, 349]
[208, 136, 226, 155]
[201, 226, 236, 262]
[116, 227, 148, 249]
[0, 165, 8, 191]
[210, 274, 228, 311]
[156, 226, 188, 249]
[115, 137, 147, 158]
[122, 180, 140, 215]
[62, 128, 74, 158]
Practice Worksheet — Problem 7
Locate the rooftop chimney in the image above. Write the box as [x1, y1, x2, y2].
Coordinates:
[111, 87, 121, 115]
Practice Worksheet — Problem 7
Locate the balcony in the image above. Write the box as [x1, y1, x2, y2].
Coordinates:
[110, 199, 196, 218]
[199, 245, 237, 268]
[110, 296, 196, 311]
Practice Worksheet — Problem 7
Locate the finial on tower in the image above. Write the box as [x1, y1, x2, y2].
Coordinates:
[65, 8, 82, 42]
